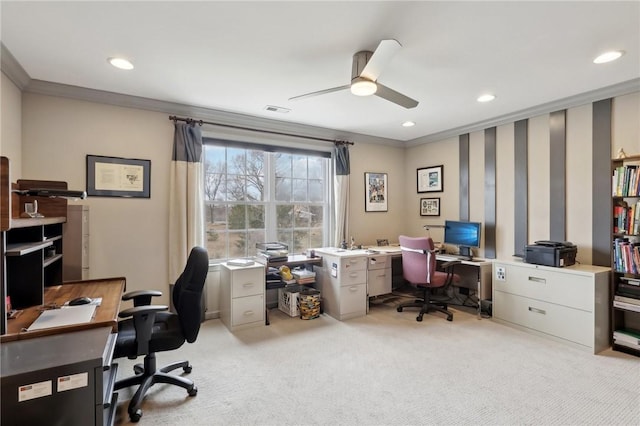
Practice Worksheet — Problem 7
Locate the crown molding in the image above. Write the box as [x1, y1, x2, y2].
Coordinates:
[1, 43, 30, 89]
[405, 78, 640, 147]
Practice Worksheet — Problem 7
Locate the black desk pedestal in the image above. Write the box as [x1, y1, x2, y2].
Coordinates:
[1, 327, 118, 426]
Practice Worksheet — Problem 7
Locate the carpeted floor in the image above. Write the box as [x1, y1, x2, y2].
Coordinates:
[114, 301, 640, 425]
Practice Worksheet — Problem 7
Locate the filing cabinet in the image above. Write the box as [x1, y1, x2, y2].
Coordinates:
[492, 259, 610, 353]
[314, 249, 368, 320]
[220, 263, 265, 331]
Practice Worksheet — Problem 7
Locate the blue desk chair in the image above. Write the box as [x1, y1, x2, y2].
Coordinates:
[397, 235, 459, 322]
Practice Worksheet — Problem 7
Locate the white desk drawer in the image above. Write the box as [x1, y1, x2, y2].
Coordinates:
[231, 268, 264, 298]
[340, 256, 367, 274]
[339, 283, 367, 316]
[494, 263, 593, 311]
[368, 268, 391, 297]
[232, 295, 265, 326]
[367, 255, 390, 270]
[339, 268, 367, 286]
[494, 291, 591, 347]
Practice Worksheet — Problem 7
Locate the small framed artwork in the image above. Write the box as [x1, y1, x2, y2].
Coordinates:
[87, 155, 151, 198]
[417, 165, 443, 193]
[364, 172, 388, 212]
[420, 197, 440, 216]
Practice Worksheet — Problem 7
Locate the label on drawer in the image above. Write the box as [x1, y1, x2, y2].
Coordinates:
[331, 263, 338, 277]
[18, 380, 52, 402]
[57, 372, 88, 392]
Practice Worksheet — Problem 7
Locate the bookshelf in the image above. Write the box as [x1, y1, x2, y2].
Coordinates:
[611, 154, 640, 356]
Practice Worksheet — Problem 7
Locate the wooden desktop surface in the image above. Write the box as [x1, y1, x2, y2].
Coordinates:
[2, 277, 125, 342]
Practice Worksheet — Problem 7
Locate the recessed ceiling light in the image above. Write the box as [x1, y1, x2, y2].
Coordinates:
[402, 121, 415, 127]
[108, 57, 134, 70]
[593, 50, 624, 64]
[477, 94, 496, 103]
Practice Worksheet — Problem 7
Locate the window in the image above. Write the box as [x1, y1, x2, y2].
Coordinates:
[203, 139, 331, 260]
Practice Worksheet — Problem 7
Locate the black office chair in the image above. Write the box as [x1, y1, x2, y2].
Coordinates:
[396, 235, 460, 322]
[114, 246, 209, 422]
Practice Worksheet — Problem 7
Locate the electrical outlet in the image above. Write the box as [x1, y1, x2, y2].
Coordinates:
[496, 266, 506, 281]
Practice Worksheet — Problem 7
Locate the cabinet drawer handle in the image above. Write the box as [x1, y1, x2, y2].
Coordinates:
[528, 307, 546, 315]
[243, 283, 254, 288]
[528, 276, 546, 284]
[349, 272, 359, 278]
[377, 274, 386, 278]
[349, 286, 358, 292]
[243, 310, 255, 316]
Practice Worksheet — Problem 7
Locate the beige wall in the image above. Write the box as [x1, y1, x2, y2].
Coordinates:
[22, 93, 173, 305]
[1, 72, 22, 178]
[347, 142, 405, 246]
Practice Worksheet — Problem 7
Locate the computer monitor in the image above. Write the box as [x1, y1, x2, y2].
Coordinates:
[443, 220, 481, 258]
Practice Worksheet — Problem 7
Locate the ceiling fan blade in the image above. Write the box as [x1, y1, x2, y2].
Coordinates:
[374, 83, 419, 109]
[289, 85, 350, 101]
[360, 39, 402, 81]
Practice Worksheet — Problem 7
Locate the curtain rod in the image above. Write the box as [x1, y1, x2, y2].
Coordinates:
[169, 115, 354, 145]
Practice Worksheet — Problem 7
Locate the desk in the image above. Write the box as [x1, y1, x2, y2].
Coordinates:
[1, 277, 126, 342]
[365, 247, 493, 319]
[1, 277, 125, 426]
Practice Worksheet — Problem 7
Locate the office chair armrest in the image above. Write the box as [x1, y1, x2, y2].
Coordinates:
[118, 304, 168, 319]
[119, 305, 169, 356]
[122, 289, 163, 307]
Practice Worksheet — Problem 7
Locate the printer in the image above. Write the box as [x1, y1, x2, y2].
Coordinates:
[524, 240, 577, 267]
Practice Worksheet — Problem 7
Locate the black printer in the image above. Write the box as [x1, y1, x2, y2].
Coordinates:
[524, 241, 577, 267]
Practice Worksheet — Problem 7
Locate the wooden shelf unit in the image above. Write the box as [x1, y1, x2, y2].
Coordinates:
[611, 154, 640, 356]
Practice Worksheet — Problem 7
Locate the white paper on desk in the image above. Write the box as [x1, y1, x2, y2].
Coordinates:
[27, 305, 97, 331]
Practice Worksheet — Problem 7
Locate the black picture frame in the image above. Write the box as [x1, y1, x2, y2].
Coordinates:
[420, 197, 440, 216]
[86, 155, 151, 198]
[417, 165, 444, 193]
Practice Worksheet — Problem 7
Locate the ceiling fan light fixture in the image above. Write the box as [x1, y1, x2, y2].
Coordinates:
[402, 121, 415, 127]
[350, 77, 377, 96]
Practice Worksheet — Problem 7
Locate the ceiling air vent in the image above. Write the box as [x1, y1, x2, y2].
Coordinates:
[264, 105, 290, 113]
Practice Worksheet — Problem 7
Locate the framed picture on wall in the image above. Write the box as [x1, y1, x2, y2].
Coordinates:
[86, 155, 151, 198]
[364, 172, 388, 212]
[420, 197, 440, 216]
[417, 165, 443, 193]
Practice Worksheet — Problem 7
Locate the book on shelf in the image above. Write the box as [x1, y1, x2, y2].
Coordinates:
[617, 283, 640, 297]
[613, 299, 640, 313]
[613, 329, 640, 350]
[614, 294, 640, 305]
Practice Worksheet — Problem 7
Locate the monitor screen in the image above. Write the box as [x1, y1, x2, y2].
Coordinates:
[443, 220, 482, 248]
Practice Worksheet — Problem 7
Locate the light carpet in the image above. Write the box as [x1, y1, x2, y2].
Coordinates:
[114, 303, 640, 425]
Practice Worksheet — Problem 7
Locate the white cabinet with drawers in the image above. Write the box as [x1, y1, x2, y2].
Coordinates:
[492, 259, 610, 353]
[220, 262, 265, 332]
[314, 249, 368, 320]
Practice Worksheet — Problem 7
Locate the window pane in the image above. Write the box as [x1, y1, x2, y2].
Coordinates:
[247, 205, 265, 229]
[275, 153, 292, 178]
[206, 229, 228, 260]
[228, 204, 246, 230]
[277, 204, 293, 228]
[308, 179, 323, 202]
[292, 179, 307, 202]
[293, 230, 309, 253]
[277, 230, 293, 251]
[292, 155, 307, 179]
[275, 177, 292, 201]
[246, 151, 265, 201]
[308, 157, 322, 179]
[228, 231, 248, 258]
[309, 205, 323, 227]
[292, 204, 311, 228]
[227, 148, 245, 174]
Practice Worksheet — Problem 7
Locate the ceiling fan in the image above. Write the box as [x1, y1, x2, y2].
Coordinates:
[289, 39, 419, 109]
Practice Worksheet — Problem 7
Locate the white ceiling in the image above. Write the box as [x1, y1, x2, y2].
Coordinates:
[2, 1, 639, 142]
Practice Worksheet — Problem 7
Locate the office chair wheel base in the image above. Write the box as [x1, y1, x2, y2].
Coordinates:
[129, 409, 142, 422]
[133, 364, 144, 375]
[188, 385, 198, 397]
[397, 307, 403, 312]
[183, 364, 192, 374]
[416, 316, 423, 322]
[446, 316, 453, 322]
